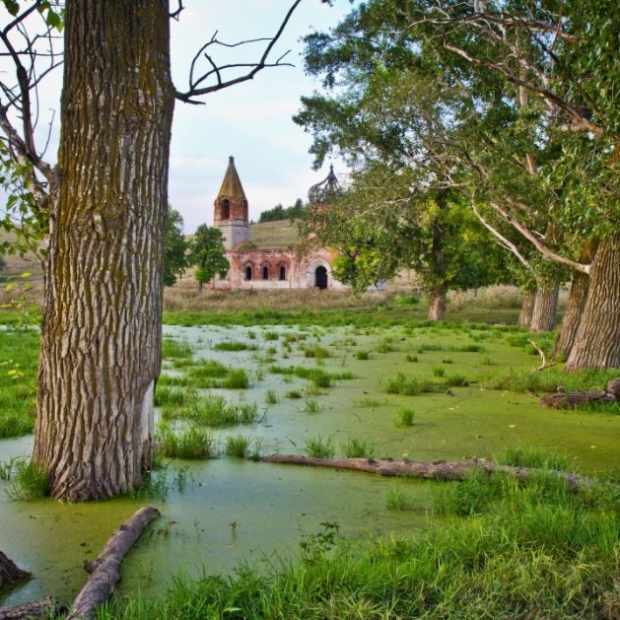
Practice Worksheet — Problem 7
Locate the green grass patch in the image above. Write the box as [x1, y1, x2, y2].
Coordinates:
[157, 424, 216, 460]
[304, 435, 334, 458]
[225, 435, 250, 458]
[213, 341, 258, 352]
[342, 438, 375, 458]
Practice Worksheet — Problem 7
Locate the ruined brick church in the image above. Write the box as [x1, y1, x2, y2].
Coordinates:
[212, 156, 346, 290]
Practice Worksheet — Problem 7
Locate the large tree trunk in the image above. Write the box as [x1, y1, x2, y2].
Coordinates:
[518, 288, 535, 327]
[566, 235, 620, 370]
[427, 286, 446, 321]
[553, 242, 596, 361]
[530, 284, 559, 332]
[33, 1, 175, 501]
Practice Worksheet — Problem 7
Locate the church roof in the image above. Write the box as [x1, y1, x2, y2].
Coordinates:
[308, 164, 341, 204]
[217, 156, 247, 201]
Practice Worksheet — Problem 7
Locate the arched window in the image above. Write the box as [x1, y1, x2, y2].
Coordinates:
[244, 265, 253, 281]
[261, 265, 269, 280]
[221, 199, 230, 220]
[279, 265, 287, 281]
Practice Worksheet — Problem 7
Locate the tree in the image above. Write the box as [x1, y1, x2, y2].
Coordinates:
[0, 0, 305, 500]
[163, 208, 188, 287]
[259, 198, 306, 223]
[296, 0, 620, 365]
[189, 225, 229, 290]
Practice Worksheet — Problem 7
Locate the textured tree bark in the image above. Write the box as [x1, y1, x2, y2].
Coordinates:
[261, 455, 589, 490]
[530, 284, 559, 332]
[566, 235, 620, 369]
[427, 286, 446, 321]
[68, 506, 160, 620]
[518, 289, 535, 327]
[553, 242, 596, 360]
[32, 1, 175, 500]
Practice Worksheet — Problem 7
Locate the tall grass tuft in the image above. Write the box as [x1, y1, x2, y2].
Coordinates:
[157, 424, 216, 459]
[498, 447, 570, 471]
[225, 435, 250, 458]
[6, 459, 49, 500]
[342, 438, 375, 458]
[304, 435, 335, 458]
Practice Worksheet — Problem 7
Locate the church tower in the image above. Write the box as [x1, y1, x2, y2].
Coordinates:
[214, 156, 250, 250]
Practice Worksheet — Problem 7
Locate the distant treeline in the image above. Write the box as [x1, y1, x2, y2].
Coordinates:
[259, 198, 306, 223]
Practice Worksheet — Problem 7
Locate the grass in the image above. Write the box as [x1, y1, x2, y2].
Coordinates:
[342, 438, 375, 458]
[304, 435, 335, 458]
[265, 389, 279, 405]
[213, 341, 257, 352]
[285, 389, 302, 399]
[497, 447, 571, 471]
[355, 351, 370, 360]
[102, 466, 620, 620]
[396, 407, 416, 427]
[222, 369, 250, 389]
[303, 399, 321, 414]
[0, 329, 38, 438]
[161, 338, 193, 360]
[5, 459, 49, 500]
[385, 373, 434, 396]
[225, 435, 250, 458]
[303, 345, 330, 359]
[155, 386, 196, 407]
[386, 487, 415, 511]
[163, 394, 258, 428]
[157, 424, 217, 459]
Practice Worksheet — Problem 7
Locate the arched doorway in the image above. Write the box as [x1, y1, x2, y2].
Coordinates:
[244, 265, 253, 281]
[261, 265, 269, 280]
[315, 265, 328, 290]
[279, 265, 287, 281]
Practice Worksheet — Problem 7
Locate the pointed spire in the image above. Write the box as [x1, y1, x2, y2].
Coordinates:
[217, 155, 247, 201]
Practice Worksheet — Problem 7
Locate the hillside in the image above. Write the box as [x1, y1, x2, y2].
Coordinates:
[249, 219, 300, 249]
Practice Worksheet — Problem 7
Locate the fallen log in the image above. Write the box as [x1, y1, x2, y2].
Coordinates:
[261, 454, 590, 490]
[0, 597, 60, 620]
[67, 506, 160, 620]
[0, 552, 29, 589]
[540, 378, 620, 409]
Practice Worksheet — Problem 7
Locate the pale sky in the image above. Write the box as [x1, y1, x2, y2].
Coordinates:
[19, 1, 349, 233]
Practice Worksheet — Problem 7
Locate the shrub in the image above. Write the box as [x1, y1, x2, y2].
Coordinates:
[305, 436, 335, 458]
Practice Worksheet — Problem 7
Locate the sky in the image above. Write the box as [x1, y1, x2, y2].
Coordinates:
[19, 1, 350, 233]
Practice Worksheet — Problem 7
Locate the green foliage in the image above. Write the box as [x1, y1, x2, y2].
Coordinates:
[188, 225, 229, 289]
[163, 209, 189, 287]
[164, 394, 257, 428]
[498, 447, 571, 472]
[355, 350, 370, 360]
[265, 389, 279, 405]
[213, 341, 257, 352]
[396, 408, 415, 427]
[386, 488, 415, 511]
[225, 435, 250, 459]
[342, 438, 375, 458]
[157, 424, 216, 460]
[303, 398, 320, 414]
[259, 198, 306, 223]
[0, 329, 37, 438]
[304, 435, 334, 458]
[161, 338, 193, 360]
[222, 369, 250, 389]
[6, 459, 49, 500]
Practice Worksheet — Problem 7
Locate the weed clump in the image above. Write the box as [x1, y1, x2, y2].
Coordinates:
[225, 435, 250, 458]
[386, 488, 415, 511]
[265, 390, 279, 405]
[214, 341, 257, 352]
[305, 436, 335, 458]
[355, 351, 370, 360]
[498, 447, 570, 471]
[304, 399, 320, 414]
[157, 424, 216, 460]
[342, 438, 375, 458]
[5, 459, 49, 500]
[396, 408, 416, 427]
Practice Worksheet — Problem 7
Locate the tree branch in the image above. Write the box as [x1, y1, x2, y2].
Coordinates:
[175, 0, 304, 103]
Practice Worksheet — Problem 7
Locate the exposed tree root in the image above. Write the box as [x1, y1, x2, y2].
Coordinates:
[67, 506, 160, 619]
[540, 378, 620, 409]
[261, 454, 590, 490]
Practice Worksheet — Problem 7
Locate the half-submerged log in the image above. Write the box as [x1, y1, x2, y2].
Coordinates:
[540, 378, 620, 409]
[261, 455, 589, 490]
[0, 597, 59, 620]
[68, 506, 160, 620]
[0, 552, 29, 589]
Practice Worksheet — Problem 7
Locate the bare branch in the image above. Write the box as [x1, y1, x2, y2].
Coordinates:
[176, 0, 304, 103]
